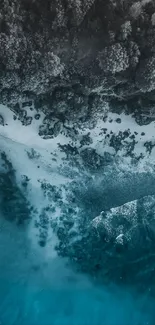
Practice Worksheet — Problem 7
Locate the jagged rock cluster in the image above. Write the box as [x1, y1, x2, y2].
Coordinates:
[0, 0, 155, 127]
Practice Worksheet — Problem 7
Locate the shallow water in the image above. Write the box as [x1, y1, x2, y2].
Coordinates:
[0, 218, 154, 325]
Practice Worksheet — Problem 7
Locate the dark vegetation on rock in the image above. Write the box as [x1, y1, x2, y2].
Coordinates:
[0, 0, 155, 124]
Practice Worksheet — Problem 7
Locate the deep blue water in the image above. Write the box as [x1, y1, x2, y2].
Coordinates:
[0, 219, 155, 325]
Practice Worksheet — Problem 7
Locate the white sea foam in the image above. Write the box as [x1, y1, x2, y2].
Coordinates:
[1, 104, 155, 252]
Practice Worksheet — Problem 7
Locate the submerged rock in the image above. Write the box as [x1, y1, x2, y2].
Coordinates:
[55, 194, 155, 292]
[0, 151, 32, 225]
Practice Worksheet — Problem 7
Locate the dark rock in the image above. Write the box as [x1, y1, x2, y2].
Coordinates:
[26, 148, 40, 159]
[21, 175, 30, 188]
[135, 114, 153, 126]
[23, 116, 33, 126]
[115, 118, 121, 123]
[125, 139, 137, 157]
[0, 115, 4, 126]
[80, 133, 93, 146]
[80, 148, 105, 171]
[110, 132, 124, 152]
[22, 101, 33, 108]
[18, 109, 27, 121]
[144, 141, 155, 154]
[130, 134, 135, 139]
[39, 120, 62, 138]
[34, 113, 41, 120]
[123, 130, 131, 138]
[38, 240, 46, 247]
[58, 144, 79, 158]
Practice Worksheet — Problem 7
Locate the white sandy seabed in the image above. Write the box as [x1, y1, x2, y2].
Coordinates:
[0, 104, 155, 325]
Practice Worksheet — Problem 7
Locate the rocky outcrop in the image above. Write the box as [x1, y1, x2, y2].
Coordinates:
[55, 194, 155, 292]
